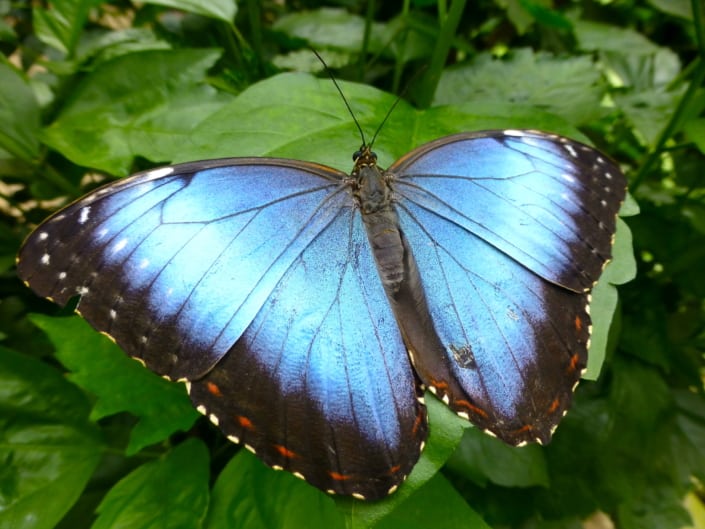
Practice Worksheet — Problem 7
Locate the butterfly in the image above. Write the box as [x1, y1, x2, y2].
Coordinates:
[17, 125, 625, 501]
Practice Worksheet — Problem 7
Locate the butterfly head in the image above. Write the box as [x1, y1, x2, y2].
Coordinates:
[352, 144, 378, 165]
[350, 145, 392, 215]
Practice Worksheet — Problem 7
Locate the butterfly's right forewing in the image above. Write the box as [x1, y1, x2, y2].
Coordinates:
[17, 159, 347, 380]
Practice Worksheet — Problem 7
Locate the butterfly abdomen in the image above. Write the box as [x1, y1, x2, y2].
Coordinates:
[361, 208, 405, 294]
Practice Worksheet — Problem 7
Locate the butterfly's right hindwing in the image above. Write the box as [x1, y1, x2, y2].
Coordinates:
[188, 207, 427, 500]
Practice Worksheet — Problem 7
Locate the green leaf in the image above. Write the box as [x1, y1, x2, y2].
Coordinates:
[446, 427, 549, 488]
[373, 473, 490, 529]
[518, 0, 573, 31]
[186, 71, 607, 168]
[183, 72, 394, 168]
[616, 87, 686, 146]
[205, 451, 343, 529]
[92, 439, 210, 529]
[272, 8, 386, 53]
[585, 217, 637, 379]
[608, 358, 672, 438]
[683, 117, 705, 154]
[142, 0, 237, 23]
[574, 20, 662, 54]
[402, 397, 472, 500]
[434, 50, 605, 125]
[0, 63, 40, 163]
[500, 0, 538, 35]
[669, 391, 705, 485]
[75, 28, 172, 67]
[33, 0, 94, 55]
[616, 482, 692, 529]
[385, 13, 439, 64]
[647, 0, 692, 19]
[29, 315, 199, 455]
[42, 49, 232, 175]
[0, 346, 103, 529]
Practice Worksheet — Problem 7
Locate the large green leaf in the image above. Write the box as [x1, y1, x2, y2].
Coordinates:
[434, 49, 605, 126]
[0, 347, 103, 529]
[373, 472, 490, 529]
[185, 71, 603, 168]
[92, 439, 210, 529]
[205, 451, 343, 529]
[574, 20, 662, 54]
[30, 315, 198, 455]
[445, 427, 549, 488]
[42, 49, 232, 175]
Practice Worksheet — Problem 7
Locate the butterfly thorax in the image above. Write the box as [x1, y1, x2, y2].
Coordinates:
[351, 145, 405, 294]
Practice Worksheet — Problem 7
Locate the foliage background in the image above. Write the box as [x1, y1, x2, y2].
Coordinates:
[1, 0, 704, 528]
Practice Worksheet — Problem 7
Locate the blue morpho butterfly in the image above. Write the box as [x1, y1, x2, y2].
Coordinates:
[17, 74, 626, 501]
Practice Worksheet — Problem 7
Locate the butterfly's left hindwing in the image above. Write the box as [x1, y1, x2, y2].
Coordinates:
[17, 159, 347, 380]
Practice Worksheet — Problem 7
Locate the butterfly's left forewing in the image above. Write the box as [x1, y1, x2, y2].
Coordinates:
[17, 159, 348, 380]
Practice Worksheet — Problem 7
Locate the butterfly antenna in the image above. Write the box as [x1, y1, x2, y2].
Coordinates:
[368, 96, 402, 150]
[311, 48, 367, 147]
[368, 64, 428, 149]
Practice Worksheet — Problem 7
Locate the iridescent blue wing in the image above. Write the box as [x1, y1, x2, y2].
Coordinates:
[16, 158, 347, 379]
[188, 207, 426, 500]
[388, 130, 626, 445]
[17, 158, 426, 500]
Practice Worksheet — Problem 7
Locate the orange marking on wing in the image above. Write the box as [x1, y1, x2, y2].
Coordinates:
[574, 315, 583, 332]
[455, 399, 489, 419]
[513, 424, 533, 435]
[548, 398, 561, 414]
[206, 381, 223, 397]
[431, 379, 449, 390]
[412, 413, 423, 435]
[236, 415, 254, 430]
[388, 464, 401, 475]
[567, 353, 581, 374]
[274, 444, 297, 459]
[329, 471, 353, 482]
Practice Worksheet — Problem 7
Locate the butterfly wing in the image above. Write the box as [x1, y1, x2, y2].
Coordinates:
[18, 157, 427, 499]
[187, 205, 427, 500]
[391, 130, 623, 292]
[17, 158, 348, 380]
[388, 130, 626, 445]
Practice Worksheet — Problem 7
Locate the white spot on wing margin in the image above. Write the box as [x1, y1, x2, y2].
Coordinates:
[145, 167, 175, 179]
